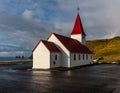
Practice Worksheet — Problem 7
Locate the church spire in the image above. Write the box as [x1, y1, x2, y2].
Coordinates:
[71, 8, 86, 45]
[71, 9, 86, 35]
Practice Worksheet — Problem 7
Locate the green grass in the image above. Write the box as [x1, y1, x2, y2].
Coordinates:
[87, 36, 120, 63]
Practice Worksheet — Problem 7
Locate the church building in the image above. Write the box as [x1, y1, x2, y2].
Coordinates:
[32, 12, 93, 69]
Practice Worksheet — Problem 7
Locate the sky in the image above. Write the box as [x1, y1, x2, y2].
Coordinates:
[0, 0, 120, 57]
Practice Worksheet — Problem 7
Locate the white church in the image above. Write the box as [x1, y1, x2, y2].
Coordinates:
[32, 12, 93, 69]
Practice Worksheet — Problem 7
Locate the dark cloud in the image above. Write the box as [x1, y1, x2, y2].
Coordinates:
[0, 13, 62, 56]
[0, 0, 120, 57]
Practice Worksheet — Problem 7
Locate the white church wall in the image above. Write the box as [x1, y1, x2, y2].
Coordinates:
[70, 53, 93, 67]
[50, 52, 61, 68]
[33, 42, 50, 69]
[48, 34, 70, 67]
[71, 34, 86, 45]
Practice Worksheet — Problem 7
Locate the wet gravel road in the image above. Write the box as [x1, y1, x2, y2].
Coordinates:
[0, 64, 119, 93]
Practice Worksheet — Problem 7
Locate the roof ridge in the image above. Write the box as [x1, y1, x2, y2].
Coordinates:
[53, 33, 92, 53]
[41, 40, 60, 52]
[33, 39, 60, 52]
[53, 33, 81, 41]
[41, 40, 53, 43]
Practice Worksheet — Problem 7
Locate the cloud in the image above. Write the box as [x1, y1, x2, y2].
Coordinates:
[0, 12, 62, 56]
[0, 43, 31, 57]
[0, 51, 31, 57]
[0, 0, 120, 57]
[55, 0, 120, 39]
[22, 9, 32, 19]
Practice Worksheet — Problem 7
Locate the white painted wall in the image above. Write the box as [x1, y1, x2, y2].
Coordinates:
[33, 42, 50, 69]
[50, 53, 61, 68]
[71, 34, 86, 45]
[70, 53, 93, 67]
[48, 34, 70, 67]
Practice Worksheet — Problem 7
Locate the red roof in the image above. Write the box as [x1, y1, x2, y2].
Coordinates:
[53, 33, 92, 54]
[42, 40, 60, 52]
[71, 13, 86, 35]
[32, 40, 60, 52]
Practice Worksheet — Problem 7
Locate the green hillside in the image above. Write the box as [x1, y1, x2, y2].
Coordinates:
[86, 36, 120, 63]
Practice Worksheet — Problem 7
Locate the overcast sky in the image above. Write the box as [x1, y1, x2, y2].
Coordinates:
[0, 0, 120, 57]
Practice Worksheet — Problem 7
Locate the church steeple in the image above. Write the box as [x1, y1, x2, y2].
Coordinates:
[71, 9, 86, 45]
[71, 13, 86, 35]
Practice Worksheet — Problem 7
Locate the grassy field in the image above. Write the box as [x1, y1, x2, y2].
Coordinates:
[87, 36, 120, 63]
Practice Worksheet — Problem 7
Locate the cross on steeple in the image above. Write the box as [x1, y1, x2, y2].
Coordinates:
[77, 7, 80, 12]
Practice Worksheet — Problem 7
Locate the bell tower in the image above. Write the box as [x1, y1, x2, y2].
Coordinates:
[71, 8, 86, 45]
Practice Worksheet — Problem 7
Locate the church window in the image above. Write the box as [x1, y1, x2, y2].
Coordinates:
[79, 54, 81, 60]
[53, 61, 56, 65]
[74, 54, 76, 60]
[55, 55, 57, 60]
[83, 54, 84, 60]
[91, 55, 92, 59]
[86, 54, 88, 60]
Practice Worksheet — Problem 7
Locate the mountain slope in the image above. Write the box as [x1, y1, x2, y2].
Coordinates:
[86, 36, 120, 62]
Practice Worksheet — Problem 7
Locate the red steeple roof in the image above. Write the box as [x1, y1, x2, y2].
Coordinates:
[71, 13, 86, 35]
